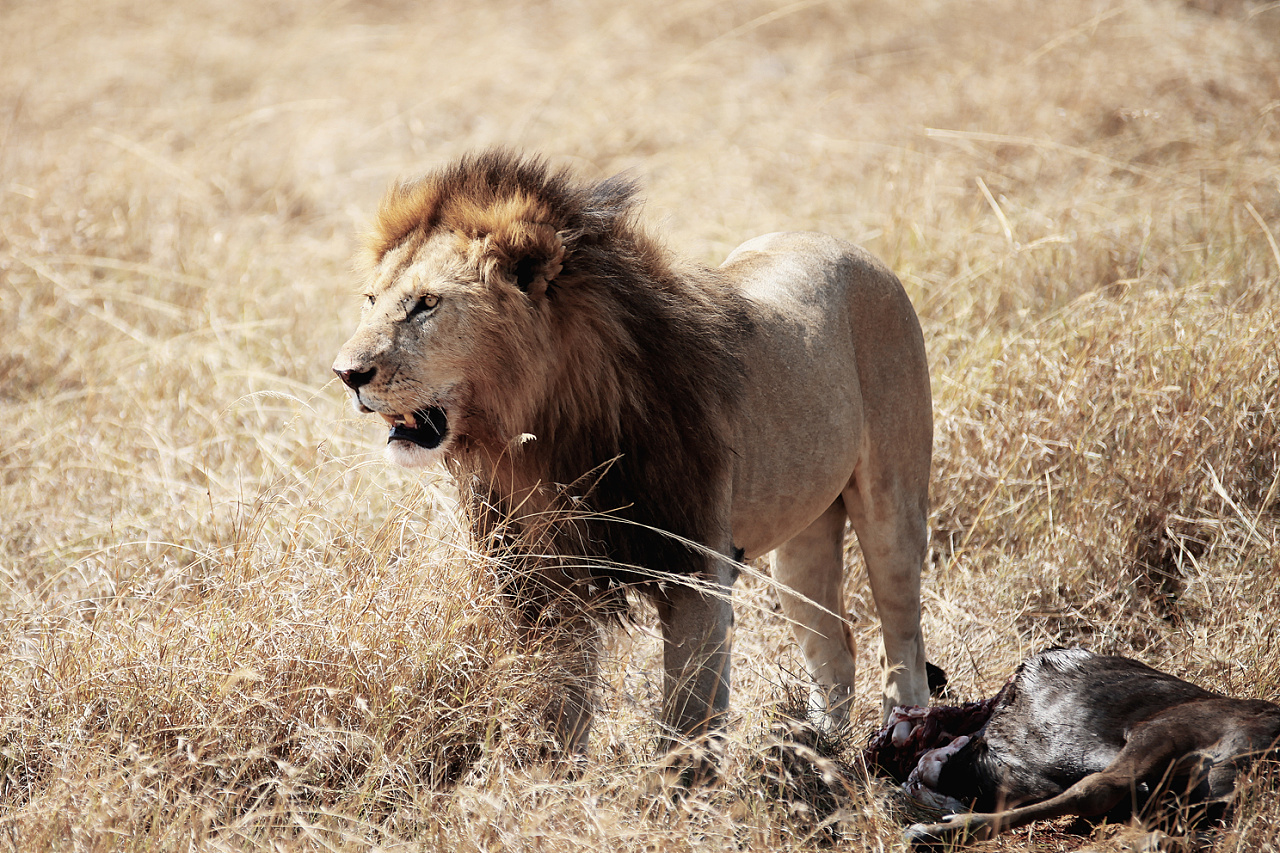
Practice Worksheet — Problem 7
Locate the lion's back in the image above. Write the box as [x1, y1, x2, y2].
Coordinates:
[722, 231, 897, 307]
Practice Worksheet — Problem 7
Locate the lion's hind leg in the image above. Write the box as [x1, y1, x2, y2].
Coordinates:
[843, 468, 929, 719]
[774, 498, 859, 731]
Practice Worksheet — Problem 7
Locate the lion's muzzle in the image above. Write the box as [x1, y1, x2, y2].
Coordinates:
[333, 356, 454, 464]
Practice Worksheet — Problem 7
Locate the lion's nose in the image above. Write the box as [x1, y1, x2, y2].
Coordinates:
[334, 366, 376, 389]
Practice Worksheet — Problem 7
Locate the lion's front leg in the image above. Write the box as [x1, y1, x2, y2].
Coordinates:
[517, 612, 600, 762]
[653, 559, 737, 775]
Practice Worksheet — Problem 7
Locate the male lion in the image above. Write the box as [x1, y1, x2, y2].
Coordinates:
[333, 150, 933, 761]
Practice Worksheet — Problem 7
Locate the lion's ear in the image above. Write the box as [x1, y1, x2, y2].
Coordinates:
[482, 221, 565, 298]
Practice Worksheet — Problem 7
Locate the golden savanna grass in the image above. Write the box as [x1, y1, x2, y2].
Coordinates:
[2, 0, 1279, 850]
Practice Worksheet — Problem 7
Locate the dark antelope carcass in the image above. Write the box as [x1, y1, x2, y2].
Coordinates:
[861, 648, 1280, 849]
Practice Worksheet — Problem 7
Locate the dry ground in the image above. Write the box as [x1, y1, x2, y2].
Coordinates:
[3, 0, 1280, 850]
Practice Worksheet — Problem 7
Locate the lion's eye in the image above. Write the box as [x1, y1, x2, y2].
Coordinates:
[407, 294, 440, 319]
[363, 294, 376, 309]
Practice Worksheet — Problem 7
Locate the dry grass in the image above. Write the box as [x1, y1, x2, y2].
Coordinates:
[2, 0, 1279, 849]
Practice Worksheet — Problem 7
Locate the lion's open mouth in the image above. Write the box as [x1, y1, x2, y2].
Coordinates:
[382, 407, 449, 450]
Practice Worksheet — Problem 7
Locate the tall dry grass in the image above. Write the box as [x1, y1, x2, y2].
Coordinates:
[2, 0, 1279, 850]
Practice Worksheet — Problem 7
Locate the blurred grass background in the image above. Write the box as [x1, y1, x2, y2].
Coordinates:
[2, 0, 1279, 849]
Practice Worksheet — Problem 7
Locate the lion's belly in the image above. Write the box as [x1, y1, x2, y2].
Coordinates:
[731, 486, 850, 559]
[728, 389, 862, 559]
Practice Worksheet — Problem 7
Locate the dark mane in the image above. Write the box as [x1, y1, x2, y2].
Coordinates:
[374, 150, 753, 619]
[368, 150, 635, 263]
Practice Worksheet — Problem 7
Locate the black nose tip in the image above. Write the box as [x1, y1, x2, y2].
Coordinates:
[334, 366, 375, 389]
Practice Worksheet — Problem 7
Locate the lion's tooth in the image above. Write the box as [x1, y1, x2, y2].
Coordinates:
[380, 413, 397, 427]
[402, 412, 418, 428]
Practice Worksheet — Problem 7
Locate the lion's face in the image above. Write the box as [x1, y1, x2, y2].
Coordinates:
[333, 226, 562, 468]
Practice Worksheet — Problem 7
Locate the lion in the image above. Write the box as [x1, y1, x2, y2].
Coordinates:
[333, 150, 934, 762]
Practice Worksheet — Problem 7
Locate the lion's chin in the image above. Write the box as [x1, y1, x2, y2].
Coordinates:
[385, 439, 449, 469]
[381, 405, 451, 468]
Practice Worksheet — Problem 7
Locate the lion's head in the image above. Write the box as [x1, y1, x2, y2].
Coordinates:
[331, 232, 557, 470]
[332, 153, 590, 469]
[334, 150, 744, 488]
